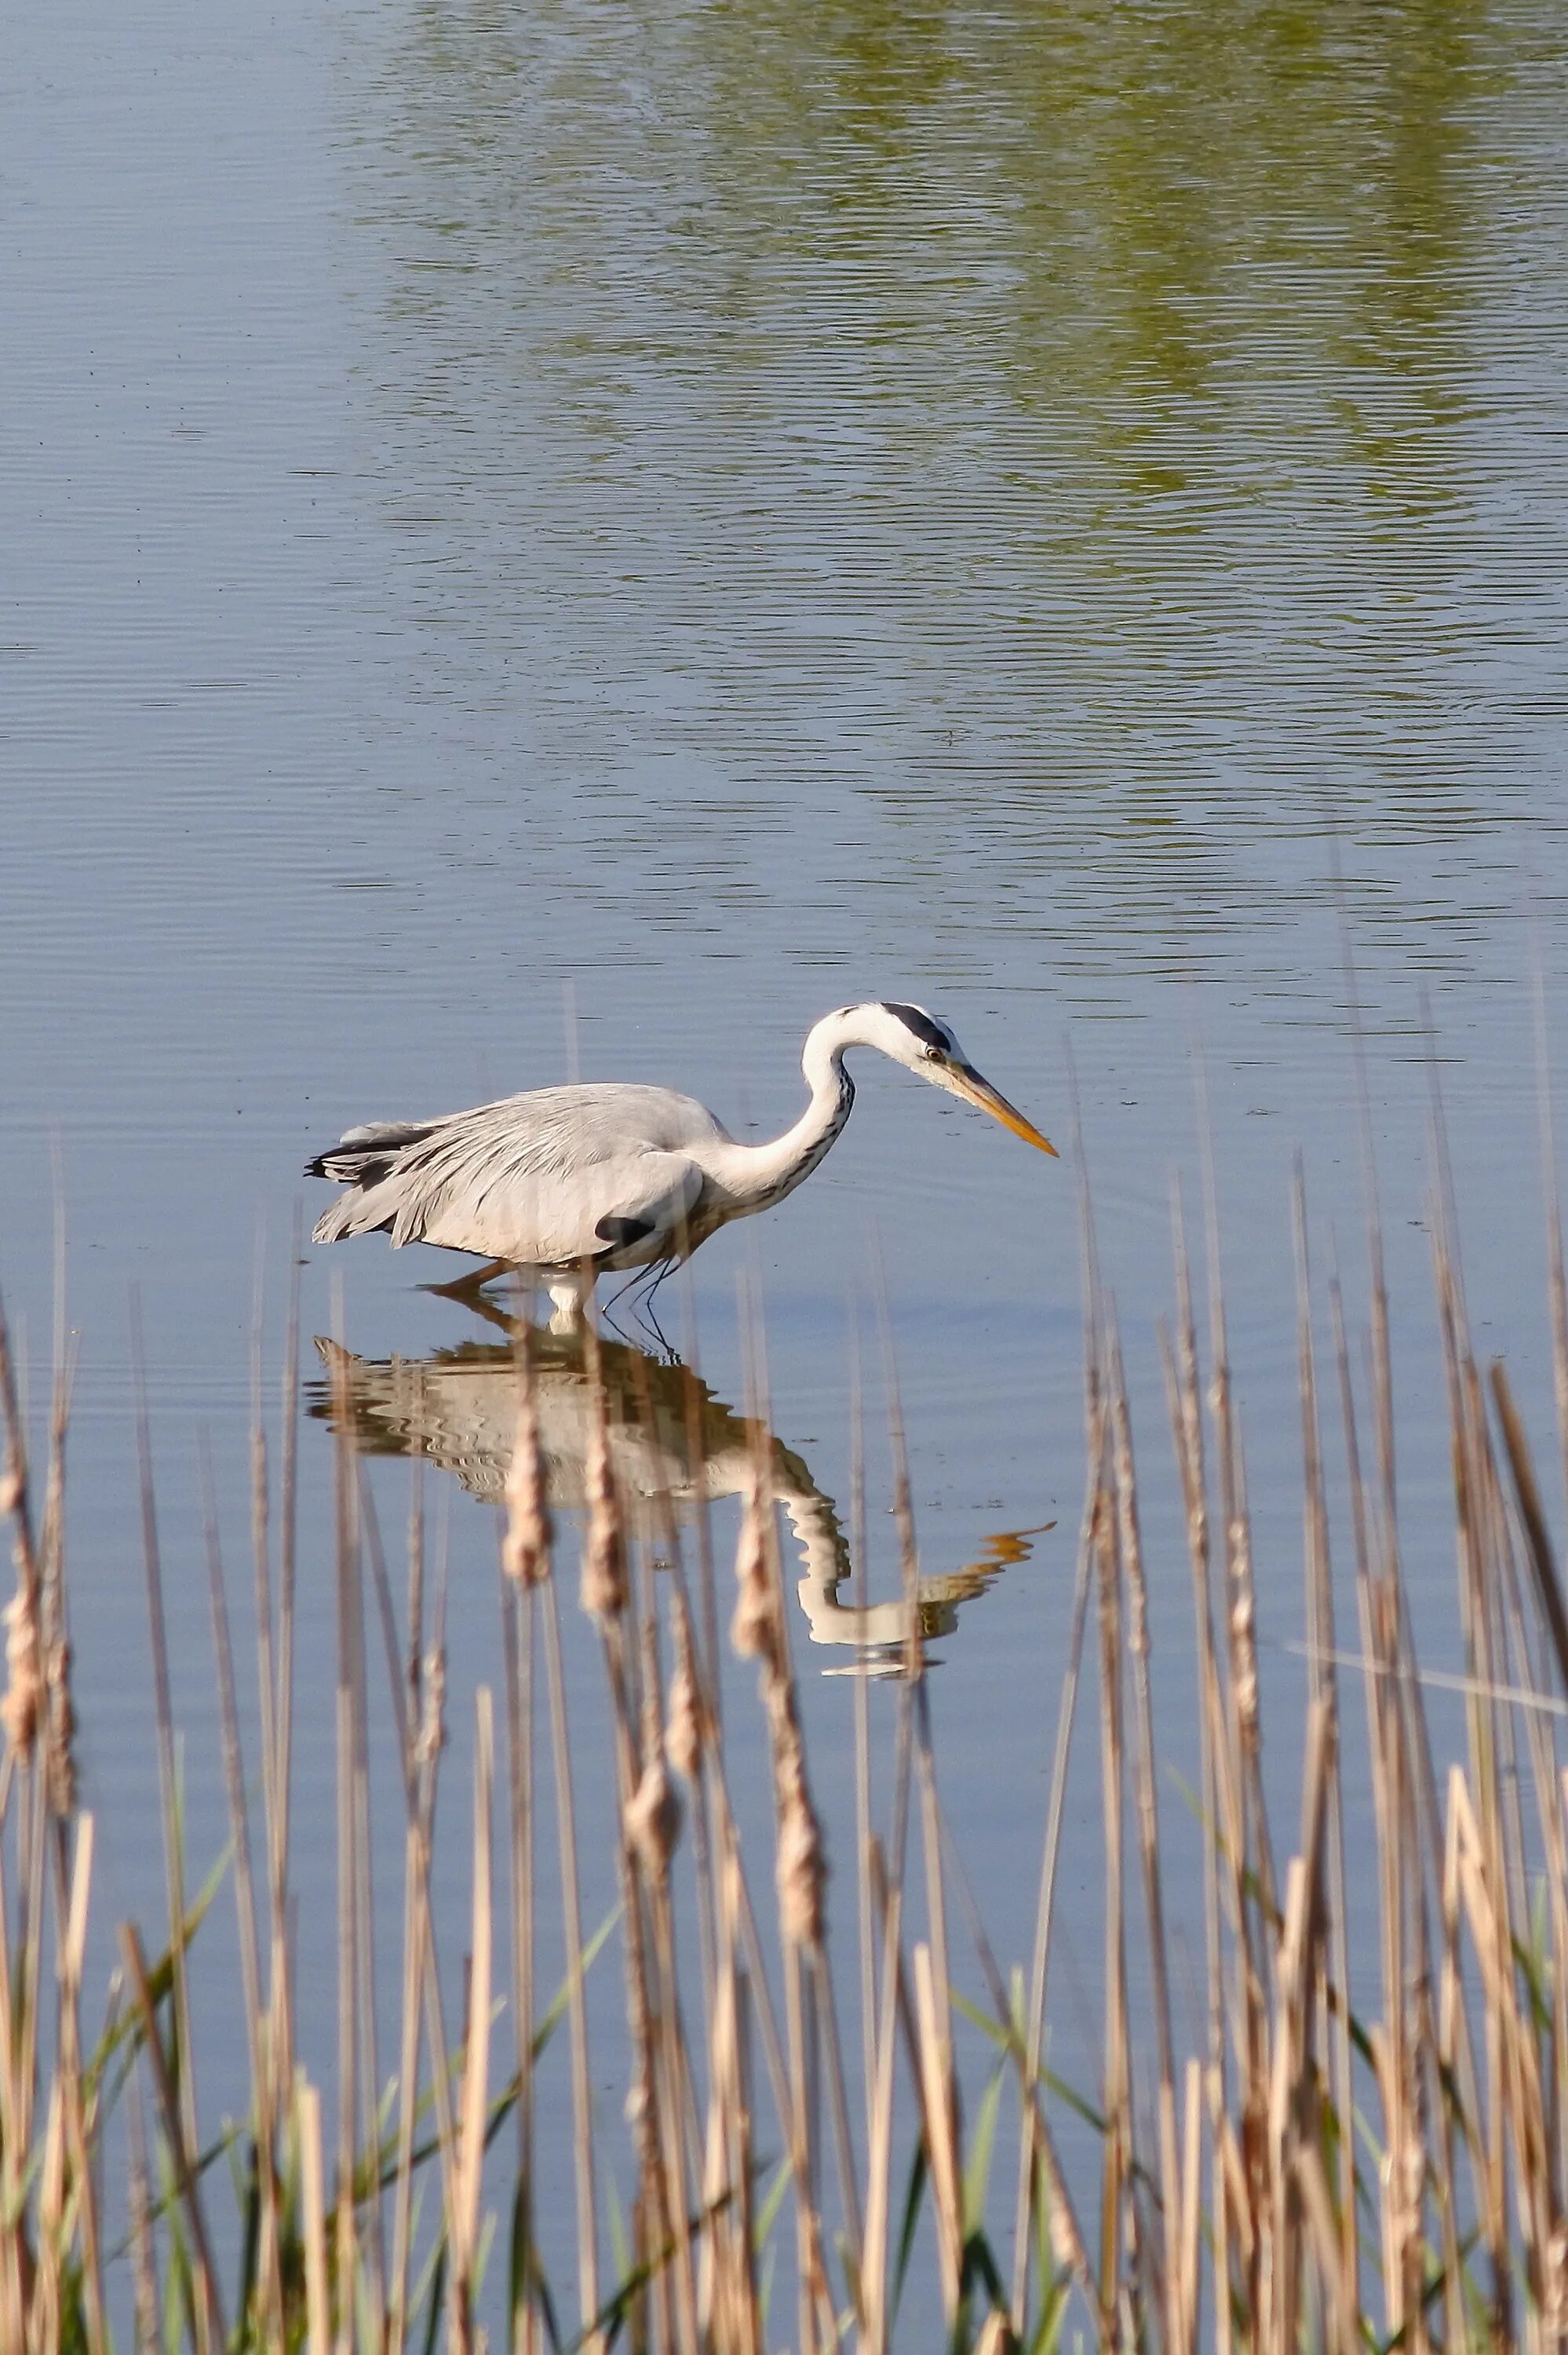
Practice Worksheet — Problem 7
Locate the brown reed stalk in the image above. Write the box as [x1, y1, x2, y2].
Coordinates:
[1435, 1216, 1516, 2342]
[848, 1310, 877, 2125]
[246, 1240, 289, 2130]
[262, 1226, 302, 2128]
[540, 1546, 602, 2346]
[626, 1517, 703, 2355]
[0, 1287, 105, 2352]
[924, 1758, 1099, 2340]
[1107, 1320, 1185, 2353]
[625, 1338, 720, 2344]
[737, 1444, 837, 2353]
[705, 1845, 761, 2355]
[1291, 1170, 1357, 2328]
[1492, 1359, 1568, 2223]
[450, 1688, 495, 2349]
[370, 1473, 461, 2354]
[913, 1726, 960, 2330]
[119, 1921, 226, 2355]
[578, 1329, 680, 2353]
[31, 1810, 82, 2351]
[124, 2037, 160, 2351]
[1163, 1198, 1242, 2355]
[1010, 1290, 1104, 2337]
[129, 1298, 210, 2293]
[298, 2072, 331, 2355]
[859, 1819, 906, 2355]
[44, 1813, 102, 2355]
[328, 1320, 369, 2334]
[0, 1311, 38, 2352]
[1091, 1372, 1133, 2325]
[911, 1937, 963, 2321]
[198, 1432, 283, 2331]
[500, 1572, 541, 2355]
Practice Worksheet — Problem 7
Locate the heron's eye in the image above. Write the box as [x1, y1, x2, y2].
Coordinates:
[923, 1046, 943, 1063]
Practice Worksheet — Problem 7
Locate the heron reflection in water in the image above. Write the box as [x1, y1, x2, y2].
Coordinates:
[308, 1315, 1048, 1674]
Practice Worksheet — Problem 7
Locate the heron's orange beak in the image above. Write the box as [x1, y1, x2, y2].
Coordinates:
[949, 1065, 1058, 1156]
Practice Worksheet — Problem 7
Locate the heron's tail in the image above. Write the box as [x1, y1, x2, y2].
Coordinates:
[312, 1187, 399, 1245]
[305, 1118, 437, 1186]
[306, 1119, 442, 1244]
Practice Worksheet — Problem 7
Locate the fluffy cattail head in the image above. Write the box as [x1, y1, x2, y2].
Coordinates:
[501, 1357, 552, 1585]
[1, 1585, 42, 1762]
[44, 1635, 75, 1816]
[625, 1749, 681, 1886]
[580, 1391, 627, 1620]
[775, 1781, 826, 1948]
[666, 1656, 703, 1784]
[731, 1475, 782, 1674]
[414, 1645, 447, 1766]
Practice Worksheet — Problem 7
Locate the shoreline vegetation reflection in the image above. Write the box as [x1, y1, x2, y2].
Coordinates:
[352, 0, 1560, 1000]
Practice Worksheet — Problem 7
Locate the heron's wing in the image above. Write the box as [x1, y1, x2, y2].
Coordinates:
[387, 1125, 707, 1263]
[312, 1083, 724, 1256]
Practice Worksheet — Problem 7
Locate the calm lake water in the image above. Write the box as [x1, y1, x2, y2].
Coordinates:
[5, 0, 1568, 2325]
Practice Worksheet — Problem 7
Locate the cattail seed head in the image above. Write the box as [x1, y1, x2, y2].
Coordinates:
[625, 1749, 681, 1885]
[1, 1585, 42, 1761]
[502, 1371, 552, 1584]
[580, 1398, 626, 1620]
[770, 1711, 825, 1944]
[414, 1645, 446, 1765]
[731, 1477, 782, 1672]
[775, 1787, 826, 1948]
[665, 1656, 702, 1784]
[1230, 1590, 1259, 1727]
[45, 1636, 76, 1816]
[665, 1595, 704, 1780]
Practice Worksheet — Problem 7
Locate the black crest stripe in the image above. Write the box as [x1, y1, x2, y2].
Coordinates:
[880, 1001, 947, 1053]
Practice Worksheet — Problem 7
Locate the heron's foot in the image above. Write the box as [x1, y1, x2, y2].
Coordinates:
[421, 1261, 535, 1337]
[424, 1256, 515, 1302]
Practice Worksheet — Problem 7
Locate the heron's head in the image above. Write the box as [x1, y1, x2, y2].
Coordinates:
[831, 1002, 1058, 1156]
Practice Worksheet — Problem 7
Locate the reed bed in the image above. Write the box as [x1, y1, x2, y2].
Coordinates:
[3, 1146, 1568, 2350]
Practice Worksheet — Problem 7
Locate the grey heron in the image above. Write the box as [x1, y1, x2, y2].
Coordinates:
[306, 1000, 1056, 1316]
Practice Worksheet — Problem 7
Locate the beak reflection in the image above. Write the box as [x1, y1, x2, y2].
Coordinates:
[950, 1064, 1058, 1157]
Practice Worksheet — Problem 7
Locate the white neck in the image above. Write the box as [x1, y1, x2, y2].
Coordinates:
[702, 1013, 862, 1215]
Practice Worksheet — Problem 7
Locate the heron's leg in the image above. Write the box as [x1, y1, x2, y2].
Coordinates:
[546, 1271, 593, 1332]
[634, 1276, 678, 1364]
[602, 1258, 680, 1360]
[426, 1256, 514, 1302]
[447, 1288, 524, 1339]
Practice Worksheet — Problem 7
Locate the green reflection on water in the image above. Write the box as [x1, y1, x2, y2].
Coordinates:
[349, 0, 1563, 968]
